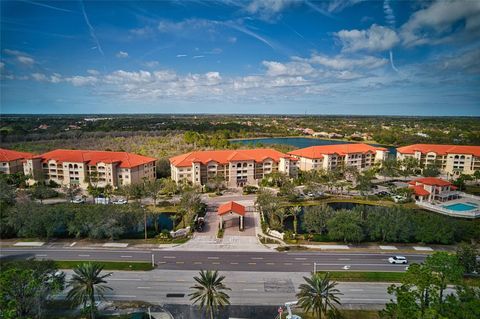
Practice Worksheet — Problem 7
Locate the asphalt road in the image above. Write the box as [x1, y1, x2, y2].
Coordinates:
[0, 247, 425, 272]
[57, 269, 395, 307]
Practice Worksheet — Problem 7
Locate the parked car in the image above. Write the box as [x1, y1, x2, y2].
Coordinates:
[112, 198, 128, 205]
[376, 191, 391, 196]
[388, 256, 408, 264]
[70, 197, 85, 204]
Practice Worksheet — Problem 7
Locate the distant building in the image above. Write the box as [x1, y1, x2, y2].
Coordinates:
[24, 149, 156, 189]
[328, 133, 344, 139]
[169, 149, 297, 187]
[0, 148, 34, 174]
[288, 143, 388, 172]
[408, 177, 458, 203]
[396, 144, 480, 176]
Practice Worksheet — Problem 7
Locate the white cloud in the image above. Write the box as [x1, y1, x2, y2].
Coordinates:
[17, 56, 35, 65]
[144, 61, 159, 68]
[176, 54, 187, 58]
[246, 0, 299, 20]
[400, 0, 480, 47]
[336, 24, 399, 52]
[304, 54, 388, 70]
[3, 49, 35, 66]
[262, 61, 314, 76]
[116, 51, 129, 58]
[3, 49, 28, 56]
[193, 55, 204, 59]
[0, 62, 4, 70]
[65, 76, 98, 86]
[326, 0, 365, 13]
[31, 73, 48, 81]
[104, 70, 153, 84]
[87, 69, 99, 75]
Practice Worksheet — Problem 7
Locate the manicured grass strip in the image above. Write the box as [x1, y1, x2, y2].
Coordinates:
[315, 271, 405, 282]
[55, 260, 153, 271]
[298, 310, 380, 319]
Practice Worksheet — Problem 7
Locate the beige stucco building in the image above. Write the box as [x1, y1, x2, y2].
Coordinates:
[23, 149, 156, 188]
[288, 143, 388, 172]
[169, 148, 298, 187]
[0, 148, 34, 175]
[396, 144, 480, 177]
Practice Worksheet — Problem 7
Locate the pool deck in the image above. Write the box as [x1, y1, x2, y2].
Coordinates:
[416, 193, 480, 219]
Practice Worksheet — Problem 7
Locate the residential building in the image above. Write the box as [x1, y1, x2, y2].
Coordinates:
[23, 149, 156, 188]
[288, 143, 388, 172]
[396, 144, 480, 176]
[0, 148, 34, 174]
[408, 177, 458, 203]
[169, 148, 297, 187]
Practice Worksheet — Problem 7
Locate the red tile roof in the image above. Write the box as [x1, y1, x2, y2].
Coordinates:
[411, 185, 430, 196]
[0, 148, 34, 162]
[217, 201, 246, 216]
[410, 177, 452, 186]
[288, 143, 387, 159]
[170, 148, 292, 167]
[34, 149, 156, 168]
[397, 144, 480, 157]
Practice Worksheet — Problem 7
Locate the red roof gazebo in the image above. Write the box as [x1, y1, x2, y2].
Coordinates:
[217, 201, 246, 230]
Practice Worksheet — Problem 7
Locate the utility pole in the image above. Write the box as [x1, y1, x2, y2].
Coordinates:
[313, 262, 317, 274]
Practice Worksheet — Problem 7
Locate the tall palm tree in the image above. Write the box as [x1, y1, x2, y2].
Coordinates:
[189, 270, 231, 319]
[296, 272, 342, 319]
[67, 262, 113, 319]
[289, 206, 302, 235]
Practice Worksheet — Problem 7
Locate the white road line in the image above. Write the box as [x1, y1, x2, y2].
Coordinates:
[109, 278, 142, 281]
[212, 262, 220, 265]
[230, 262, 239, 265]
[266, 262, 275, 265]
[175, 261, 184, 264]
[78, 254, 90, 257]
[349, 289, 364, 292]
[193, 262, 202, 264]
[70, 242, 77, 247]
[243, 288, 258, 291]
[120, 255, 132, 258]
[163, 256, 176, 259]
[105, 295, 137, 298]
[338, 258, 351, 261]
[36, 254, 47, 257]
[302, 263, 311, 266]
[284, 263, 293, 265]
[248, 262, 256, 265]
[137, 287, 151, 289]
[207, 257, 219, 260]
[251, 257, 263, 260]
[295, 257, 307, 260]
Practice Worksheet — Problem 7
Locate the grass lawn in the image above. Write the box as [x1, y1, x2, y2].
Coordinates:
[55, 260, 153, 271]
[297, 309, 380, 319]
[316, 271, 405, 282]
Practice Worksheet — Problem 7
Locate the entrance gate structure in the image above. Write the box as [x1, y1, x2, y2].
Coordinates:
[217, 201, 246, 231]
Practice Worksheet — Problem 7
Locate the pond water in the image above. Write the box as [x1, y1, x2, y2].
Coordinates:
[156, 213, 176, 231]
[283, 202, 373, 234]
[231, 137, 396, 156]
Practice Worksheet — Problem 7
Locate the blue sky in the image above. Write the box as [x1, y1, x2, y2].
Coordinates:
[1, 0, 479, 115]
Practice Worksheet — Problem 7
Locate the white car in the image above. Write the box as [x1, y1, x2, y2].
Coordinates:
[388, 256, 408, 264]
[70, 197, 85, 204]
[112, 199, 128, 205]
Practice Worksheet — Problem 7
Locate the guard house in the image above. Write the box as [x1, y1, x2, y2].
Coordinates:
[217, 201, 246, 231]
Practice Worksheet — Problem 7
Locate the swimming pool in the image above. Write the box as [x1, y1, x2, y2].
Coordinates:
[443, 203, 477, 211]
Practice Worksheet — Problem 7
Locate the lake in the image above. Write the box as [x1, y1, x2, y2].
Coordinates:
[231, 137, 397, 156]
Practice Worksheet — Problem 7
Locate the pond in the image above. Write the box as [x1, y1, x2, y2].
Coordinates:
[231, 137, 397, 156]
[156, 212, 177, 231]
[283, 202, 374, 234]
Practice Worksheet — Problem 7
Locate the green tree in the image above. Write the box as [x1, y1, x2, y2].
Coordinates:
[327, 210, 364, 243]
[296, 272, 342, 319]
[63, 184, 81, 201]
[0, 260, 65, 319]
[144, 179, 163, 206]
[456, 242, 478, 274]
[424, 252, 464, 304]
[289, 206, 302, 235]
[422, 165, 440, 177]
[178, 189, 202, 228]
[379, 159, 399, 181]
[162, 178, 178, 196]
[302, 205, 334, 234]
[189, 270, 231, 319]
[31, 183, 57, 203]
[67, 262, 112, 319]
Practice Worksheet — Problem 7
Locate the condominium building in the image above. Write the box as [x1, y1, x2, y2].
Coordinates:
[23, 149, 156, 188]
[0, 148, 34, 174]
[169, 148, 298, 187]
[288, 143, 388, 172]
[396, 144, 480, 176]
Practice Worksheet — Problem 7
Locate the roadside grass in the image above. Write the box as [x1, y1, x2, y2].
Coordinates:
[316, 271, 405, 282]
[297, 309, 380, 319]
[54, 260, 153, 271]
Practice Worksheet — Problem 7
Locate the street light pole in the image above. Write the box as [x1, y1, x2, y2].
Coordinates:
[142, 205, 147, 241]
[313, 262, 317, 274]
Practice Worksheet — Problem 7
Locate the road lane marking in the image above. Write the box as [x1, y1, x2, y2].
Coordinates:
[109, 278, 141, 281]
[248, 262, 256, 265]
[70, 242, 77, 247]
[251, 257, 263, 260]
[302, 263, 311, 266]
[120, 256, 132, 258]
[338, 258, 351, 261]
[295, 257, 307, 260]
[137, 287, 151, 289]
[284, 263, 293, 265]
[78, 254, 90, 257]
[193, 262, 202, 265]
[212, 262, 220, 265]
[207, 257, 219, 260]
[243, 288, 258, 291]
[105, 295, 136, 298]
[36, 254, 47, 257]
[230, 262, 239, 265]
[163, 256, 176, 259]
[349, 289, 364, 292]
[175, 261, 184, 264]
[266, 262, 275, 265]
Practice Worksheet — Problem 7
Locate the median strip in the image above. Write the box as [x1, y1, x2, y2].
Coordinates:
[54, 260, 153, 271]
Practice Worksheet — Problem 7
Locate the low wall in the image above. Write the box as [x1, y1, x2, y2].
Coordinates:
[170, 226, 190, 238]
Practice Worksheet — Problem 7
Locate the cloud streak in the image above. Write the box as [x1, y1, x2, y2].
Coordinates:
[80, 0, 104, 56]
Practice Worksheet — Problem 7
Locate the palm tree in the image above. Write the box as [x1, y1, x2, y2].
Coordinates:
[296, 272, 342, 319]
[189, 270, 231, 319]
[67, 262, 113, 319]
[289, 206, 302, 235]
